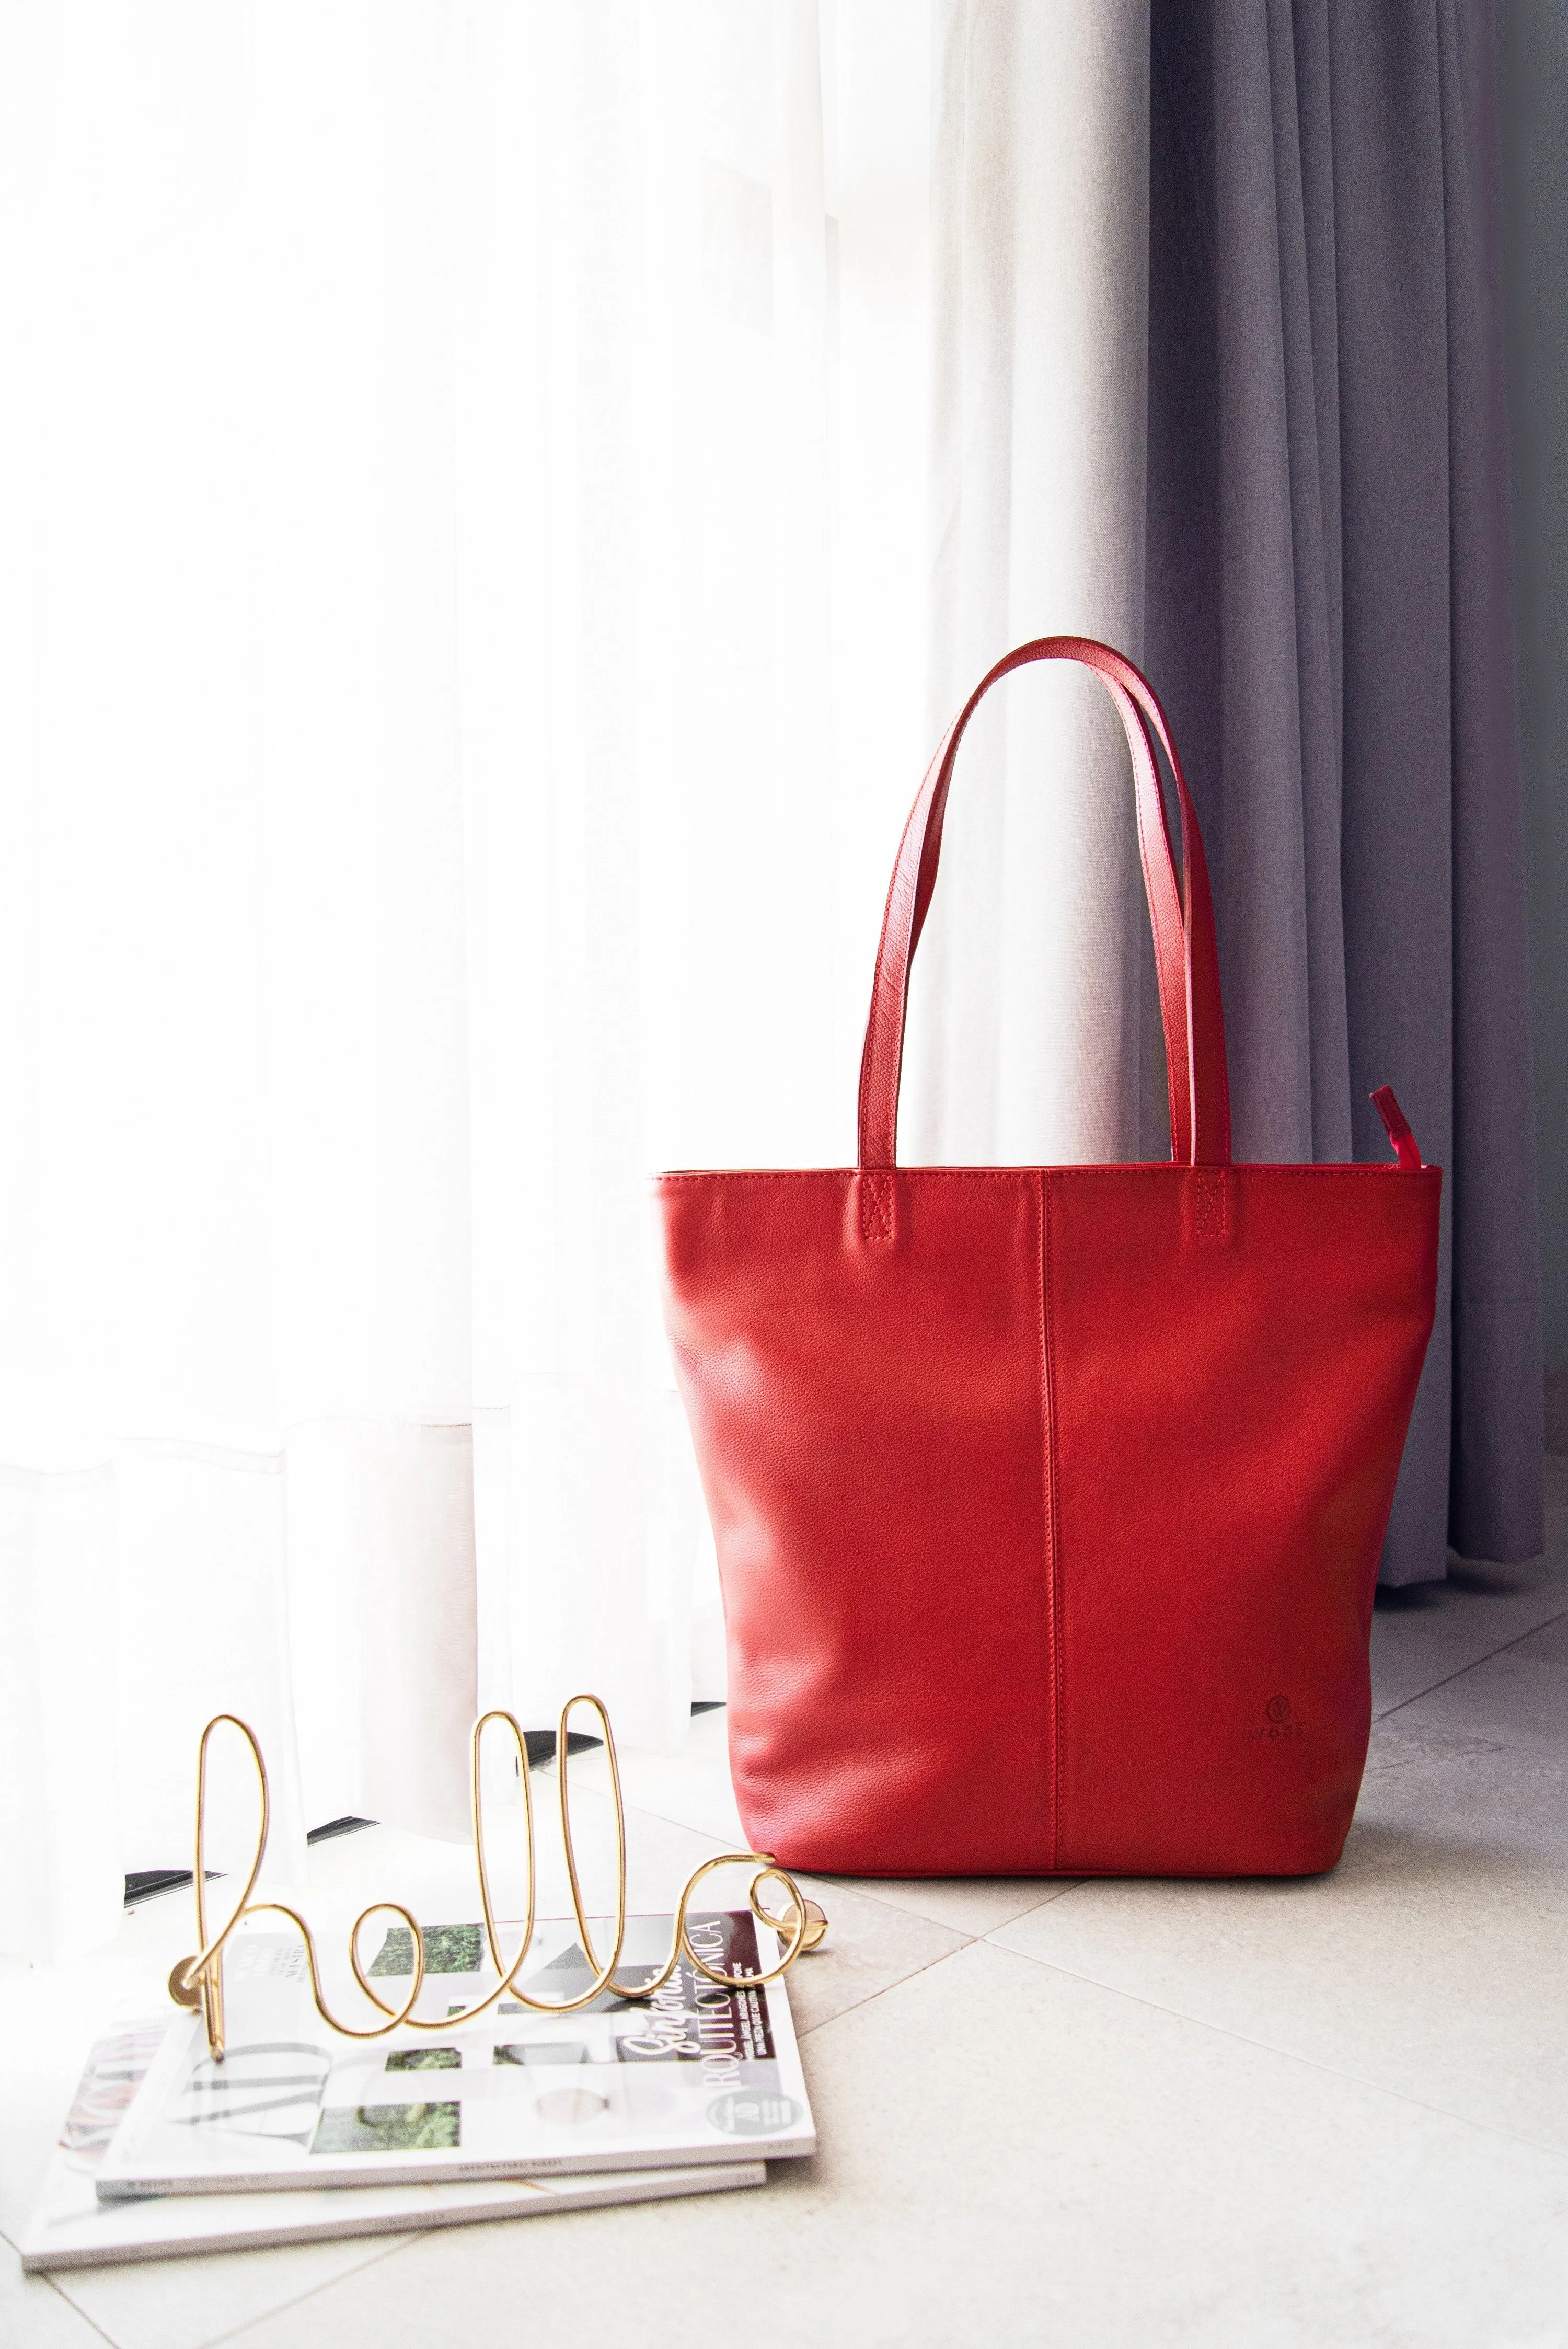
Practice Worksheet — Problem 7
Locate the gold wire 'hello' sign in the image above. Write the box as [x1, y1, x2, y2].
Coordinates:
[168, 1700, 827, 2058]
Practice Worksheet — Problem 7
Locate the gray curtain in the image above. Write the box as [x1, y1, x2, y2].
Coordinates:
[1144, 0, 1543, 1581]
[1500, 2, 1568, 1436]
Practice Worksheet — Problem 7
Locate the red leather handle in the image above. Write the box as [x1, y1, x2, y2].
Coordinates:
[857, 637, 1231, 1170]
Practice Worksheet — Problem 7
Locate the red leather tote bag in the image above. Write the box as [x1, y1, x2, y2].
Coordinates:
[657, 640, 1440, 1879]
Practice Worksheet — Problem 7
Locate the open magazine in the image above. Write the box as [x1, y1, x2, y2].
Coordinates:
[96, 1907, 814, 2200]
[21, 2016, 764, 2271]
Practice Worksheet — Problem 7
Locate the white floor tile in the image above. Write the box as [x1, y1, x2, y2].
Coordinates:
[1512, 1610, 1568, 1665]
[1370, 1616, 1514, 1715]
[217, 1940, 1568, 2349]
[51, 2233, 413, 2349]
[0, 2249, 111, 2349]
[1371, 1560, 1568, 1718]
[989, 1718, 1568, 2153]
[771, 1880, 967, 2035]
[1387, 1646, 1568, 1755]
[806, 1870, 1083, 1937]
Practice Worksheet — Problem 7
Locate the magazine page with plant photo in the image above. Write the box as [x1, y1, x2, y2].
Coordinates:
[20, 2012, 767, 2271]
[96, 1908, 814, 2199]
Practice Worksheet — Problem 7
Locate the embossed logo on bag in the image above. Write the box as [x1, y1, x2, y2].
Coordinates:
[1265, 1694, 1292, 1724]
[1251, 1694, 1305, 1742]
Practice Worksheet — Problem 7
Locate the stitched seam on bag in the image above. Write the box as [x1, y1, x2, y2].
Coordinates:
[1038, 1170, 1062, 1874]
[858, 831, 920, 1166]
[655, 1166, 1437, 1182]
[858, 1170, 894, 1245]
[1046, 1176, 1064, 1873]
[1034, 1170, 1048, 1867]
[1192, 1167, 1226, 1241]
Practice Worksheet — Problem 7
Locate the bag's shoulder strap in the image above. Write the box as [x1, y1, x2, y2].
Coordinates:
[856, 636, 1231, 1171]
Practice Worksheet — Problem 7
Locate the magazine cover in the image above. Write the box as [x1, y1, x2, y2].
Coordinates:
[97, 1908, 814, 2198]
[21, 2017, 764, 2271]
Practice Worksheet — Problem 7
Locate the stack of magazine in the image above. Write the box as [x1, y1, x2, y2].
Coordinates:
[19, 1906, 814, 2271]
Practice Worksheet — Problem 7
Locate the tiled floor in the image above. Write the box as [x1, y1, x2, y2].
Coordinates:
[5, 1461, 1567, 2347]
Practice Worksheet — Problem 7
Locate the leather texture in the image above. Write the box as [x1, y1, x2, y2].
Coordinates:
[657, 639, 1441, 1878]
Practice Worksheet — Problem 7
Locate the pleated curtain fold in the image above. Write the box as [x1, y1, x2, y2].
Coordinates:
[1144, 0, 1543, 1580]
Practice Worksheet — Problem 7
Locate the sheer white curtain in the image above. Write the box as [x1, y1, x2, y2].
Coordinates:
[0, 0, 1150, 1963]
[905, 0, 1153, 1167]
